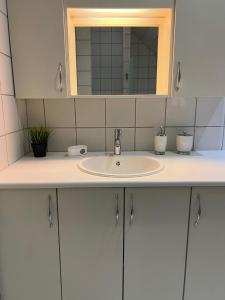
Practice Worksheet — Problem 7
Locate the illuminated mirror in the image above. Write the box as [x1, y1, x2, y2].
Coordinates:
[67, 8, 173, 96]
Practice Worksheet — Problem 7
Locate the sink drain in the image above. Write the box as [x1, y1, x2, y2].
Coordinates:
[116, 161, 121, 167]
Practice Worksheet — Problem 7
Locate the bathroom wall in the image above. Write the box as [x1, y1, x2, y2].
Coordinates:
[76, 28, 92, 95]
[76, 27, 124, 95]
[76, 27, 158, 95]
[130, 27, 158, 94]
[0, 0, 27, 171]
[24, 96, 225, 152]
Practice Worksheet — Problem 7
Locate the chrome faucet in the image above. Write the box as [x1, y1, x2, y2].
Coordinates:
[114, 129, 122, 155]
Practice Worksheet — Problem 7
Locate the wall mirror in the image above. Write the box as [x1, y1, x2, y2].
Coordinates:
[67, 8, 173, 96]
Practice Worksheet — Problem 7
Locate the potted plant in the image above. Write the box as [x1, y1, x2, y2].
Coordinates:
[29, 127, 51, 157]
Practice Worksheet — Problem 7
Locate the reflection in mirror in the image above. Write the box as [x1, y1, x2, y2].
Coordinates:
[67, 8, 173, 96]
[75, 27, 158, 95]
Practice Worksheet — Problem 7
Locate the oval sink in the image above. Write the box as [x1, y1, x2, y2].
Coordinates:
[78, 155, 164, 178]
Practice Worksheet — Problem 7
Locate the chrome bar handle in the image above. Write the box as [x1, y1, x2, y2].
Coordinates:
[115, 193, 119, 226]
[194, 193, 201, 227]
[48, 195, 54, 228]
[175, 61, 181, 91]
[130, 194, 134, 225]
[58, 63, 63, 92]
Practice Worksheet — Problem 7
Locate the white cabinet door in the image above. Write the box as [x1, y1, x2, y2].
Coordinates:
[58, 188, 123, 300]
[0, 189, 61, 300]
[124, 187, 190, 300]
[7, 0, 67, 98]
[185, 187, 225, 300]
[173, 0, 225, 97]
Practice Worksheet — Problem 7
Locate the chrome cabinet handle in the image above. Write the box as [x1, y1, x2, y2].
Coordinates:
[129, 194, 134, 225]
[175, 61, 181, 91]
[115, 193, 119, 226]
[194, 193, 201, 227]
[58, 63, 63, 92]
[48, 195, 54, 228]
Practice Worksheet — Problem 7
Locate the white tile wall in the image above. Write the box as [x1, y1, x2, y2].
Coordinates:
[6, 131, 24, 164]
[76, 98, 105, 127]
[106, 98, 135, 127]
[136, 98, 165, 127]
[196, 98, 225, 126]
[166, 97, 196, 126]
[0, 12, 10, 55]
[23, 96, 225, 153]
[77, 128, 105, 151]
[0, 54, 14, 95]
[135, 128, 157, 151]
[17, 99, 27, 129]
[2, 95, 21, 133]
[194, 127, 224, 151]
[0, 136, 7, 170]
[48, 128, 76, 152]
[27, 99, 45, 127]
[45, 99, 75, 128]
[0, 9, 26, 171]
[0, 96, 5, 136]
[0, 0, 7, 15]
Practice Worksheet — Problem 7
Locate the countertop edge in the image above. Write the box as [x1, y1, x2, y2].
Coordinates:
[1, 151, 225, 189]
[1, 181, 225, 189]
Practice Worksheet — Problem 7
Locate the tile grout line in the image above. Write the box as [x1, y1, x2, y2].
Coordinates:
[0, 93, 14, 97]
[134, 98, 137, 150]
[3, 128, 26, 137]
[0, 93, 9, 167]
[6, 6, 16, 97]
[164, 97, 167, 128]
[0, 9, 7, 17]
[0, 95, 6, 136]
[25, 99, 28, 129]
[43, 99, 47, 127]
[0, 51, 11, 58]
[104, 98, 107, 151]
[22, 125, 225, 129]
[74, 98, 78, 144]
[221, 126, 225, 150]
[220, 98, 225, 150]
[193, 97, 198, 150]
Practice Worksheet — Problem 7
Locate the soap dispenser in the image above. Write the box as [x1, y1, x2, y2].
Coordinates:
[154, 126, 167, 155]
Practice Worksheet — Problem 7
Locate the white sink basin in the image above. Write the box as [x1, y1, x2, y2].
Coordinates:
[78, 155, 164, 178]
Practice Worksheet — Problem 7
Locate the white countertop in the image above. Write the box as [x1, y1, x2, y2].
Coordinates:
[0, 151, 225, 189]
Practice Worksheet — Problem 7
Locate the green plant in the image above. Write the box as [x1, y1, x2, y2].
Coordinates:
[29, 127, 51, 144]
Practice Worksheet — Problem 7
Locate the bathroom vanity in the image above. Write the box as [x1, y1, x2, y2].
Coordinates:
[0, 152, 225, 300]
[2, 0, 225, 298]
